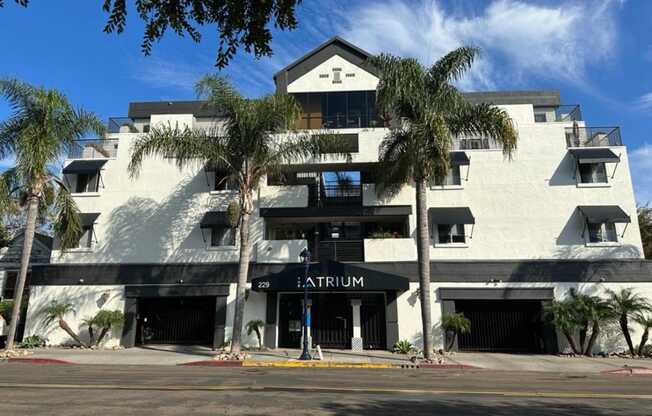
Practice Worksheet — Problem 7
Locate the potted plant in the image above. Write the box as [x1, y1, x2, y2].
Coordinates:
[441, 313, 471, 351]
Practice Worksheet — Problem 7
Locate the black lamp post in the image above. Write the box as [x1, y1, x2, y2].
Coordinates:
[298, 248, 312, 360]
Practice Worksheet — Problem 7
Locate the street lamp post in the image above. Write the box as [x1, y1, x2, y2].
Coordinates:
[299, 248, 312, 360]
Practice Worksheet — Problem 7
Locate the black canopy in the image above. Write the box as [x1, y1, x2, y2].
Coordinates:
[569, 148, 619, 164]
[428, 207, 475, 224]
[578, 205, 630, 223]
[62, 160, 107, 174]
[450, 151, 470, 166]
[79, 213, 100, 226]
[199, 211, 229, 228]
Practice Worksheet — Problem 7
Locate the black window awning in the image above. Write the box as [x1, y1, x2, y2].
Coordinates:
[62, 160, 108, 174]
[578, 205, 631, 223]
[429, 207, 475, 224]
[569, 148, 619, 164]
[450, 151, 470, 166]
[199, 211, 229, 228]
[80, 213, 100, 227]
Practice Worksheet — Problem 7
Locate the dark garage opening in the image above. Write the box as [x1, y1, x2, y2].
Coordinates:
[136, 297, 215, 346]
[455, 300, 545, 353]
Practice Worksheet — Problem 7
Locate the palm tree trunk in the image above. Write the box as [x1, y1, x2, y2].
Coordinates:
[585, 321, 600, 356]
[5, 193, 39, 350]
[638, 327, 649, 356]
[88, 326, 95, 346]
[579, 323, 588, 353]
[620, 315, 636, 355]
[563, 330, 580, 354]
[96, 327, 109, 346]
[255, 328, 262, 349]
[446, 332, 456, 352]
[59, 319, 88, 347]
[231, 193, 253, 354]
[415, 179, 433, 359]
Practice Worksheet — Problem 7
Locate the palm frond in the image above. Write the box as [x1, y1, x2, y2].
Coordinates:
[195, 74, 243, 114]
[428, 46, 480, 86]
[51, 184, 82, 250]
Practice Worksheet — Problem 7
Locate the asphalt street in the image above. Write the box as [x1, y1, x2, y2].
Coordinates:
[1, 362, 651, 415]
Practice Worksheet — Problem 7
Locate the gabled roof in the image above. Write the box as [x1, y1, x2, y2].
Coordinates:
[273, 36, 378, 92]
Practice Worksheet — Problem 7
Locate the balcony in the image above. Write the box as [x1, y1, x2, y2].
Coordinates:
[298, 115, 382, 130]
[68, 139, 119, 159]
[565, 126, 622, 148]
[452, 136, 502, 150]
[534, 105, 582, 123]
[317, 240, 364, 262]
[108, 117, 140, 134]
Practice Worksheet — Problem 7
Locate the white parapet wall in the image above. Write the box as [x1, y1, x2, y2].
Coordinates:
[24, 285, 126, 348]
[257, 240, 307, 263]
[364, 238, 417, 262]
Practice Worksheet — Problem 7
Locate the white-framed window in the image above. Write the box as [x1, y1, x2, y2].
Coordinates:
[210, 226, 236, 247]
[587, 222, 618, 243]
[75, 173, 100, 193]
[434, 165, 462, 186]
[534, 112, 548, 123]
[436, 224, 466, 244]
[578, 162, 608, 184]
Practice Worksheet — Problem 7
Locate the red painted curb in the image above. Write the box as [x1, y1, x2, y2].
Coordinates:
[419, 364, 481, 370]
[602, 367, 652, 375]
[178, 360, 243, 367]
[7, 357, 73, 365]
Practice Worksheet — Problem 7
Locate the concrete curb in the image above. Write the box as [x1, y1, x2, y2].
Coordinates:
[7, 357, 74, 365]
[242, 360, 394, 369]
[178, 360, 243, 367]
[602, 366, 652, 375]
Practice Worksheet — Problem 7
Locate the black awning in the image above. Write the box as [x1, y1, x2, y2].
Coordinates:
[62, 160, 108, 174]
[569, 148, 619, 164]
[578, 205, 631, 223]
[80, 213, 100, 226]
[450, 151, 470, 166]
[428, 207, 475, 224]
[199, 211, 229, 228]
[259, 205, 412, 218]
[251, 261, 409, 292]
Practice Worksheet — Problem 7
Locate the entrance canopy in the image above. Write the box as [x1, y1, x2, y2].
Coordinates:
[251, 261, 409, 292]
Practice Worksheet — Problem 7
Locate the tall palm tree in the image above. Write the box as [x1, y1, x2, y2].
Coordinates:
[128, 75, 350, 353]
[0, 78, 104, 351]
[370, 48, 517, 359]
[607, 288, 651, 355]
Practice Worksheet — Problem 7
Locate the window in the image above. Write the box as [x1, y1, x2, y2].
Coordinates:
[76, 225, 93, 249]
[435, 165, 461, 186]
[214, 171, 236, 191]
[578, 163, 608, 184]
[75, 173, 99, 193]
[587, 222, 617, 243]
[210, 226, 235, 247]
[437, 224, 466, 244]
[459, 138, 491, 150]
[2, 271, 17, 299]
[534, 113, 547, 123]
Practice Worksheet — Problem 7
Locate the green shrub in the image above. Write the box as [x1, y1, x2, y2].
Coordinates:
[19, 335, 46, 349]
[441, 313, 471, 351]
[0, 299, 13, 322]
[392, 339, 414, 354]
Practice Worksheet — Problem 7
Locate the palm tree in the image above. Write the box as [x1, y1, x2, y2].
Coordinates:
[43, 301, 88, 347]
[245, 319, 265, 349]
[370, 48, 517, 359]
[441, 313, 471, 351]
[607, 288, 651, 355]
[128, 75, 350, 353]
[634, 313, 652, 356]
[0, 78, 104, 351]
[548, 299, 581, 354]
[581, 295, 614, 356]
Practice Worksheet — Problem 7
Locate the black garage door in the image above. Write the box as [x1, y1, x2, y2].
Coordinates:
[137, 297, 215, 345]
[455, 300, 545, 353]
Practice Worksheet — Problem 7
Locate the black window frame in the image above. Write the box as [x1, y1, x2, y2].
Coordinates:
[210, 225, 236, 247]
[578, 162, 608, 184]
[436, 224, 466, 244]
[76, 225, 94, 249]
[75, 172, 100, 193]
[214, 171, 237, 191]
[587, 222, 618, 243]
[434, 165, 462, 186]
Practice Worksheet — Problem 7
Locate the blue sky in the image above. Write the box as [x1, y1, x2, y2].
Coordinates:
[1, 0, 651, 200]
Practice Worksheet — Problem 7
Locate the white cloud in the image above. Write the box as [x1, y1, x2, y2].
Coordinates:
[337, 0, 622, 90]
[627, 143, 652, 204]
[131, 57, 207, 92]
[639, 92, 652, 110]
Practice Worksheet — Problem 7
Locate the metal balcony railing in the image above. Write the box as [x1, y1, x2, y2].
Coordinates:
[317, 240, 364, 262]
[553, 105, 582, 122]
[565, 126, 622, 147]
[108, 117, 139, 134]
[68, 139, 119, 159]
[452, 136, 501, 150]
[297, 115, 382, 130]
[308, 184, 362, 207]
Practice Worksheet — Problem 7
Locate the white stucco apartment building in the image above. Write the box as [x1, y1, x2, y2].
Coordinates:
[11, 37, 652, 353]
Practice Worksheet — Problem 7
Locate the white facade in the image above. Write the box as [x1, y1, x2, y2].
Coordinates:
[22, 37, 650, 354]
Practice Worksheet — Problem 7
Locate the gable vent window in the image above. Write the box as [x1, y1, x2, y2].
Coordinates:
[346, 73, 355, 78]
[332, 68, 342, 84]
[319, 74, 329, 78]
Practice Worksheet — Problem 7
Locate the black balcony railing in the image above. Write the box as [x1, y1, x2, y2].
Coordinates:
[108, 117, 139, 134]
[565, 126, 622, 147]
[554, 105, 582, 122]
[317, 240, 364, 262]
[68, 139, 119, 159]
[298, 115, 382, 130]
[308, 184, 362, 207]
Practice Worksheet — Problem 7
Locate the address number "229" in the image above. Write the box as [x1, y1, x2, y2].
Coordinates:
[257, 281, 270, 289]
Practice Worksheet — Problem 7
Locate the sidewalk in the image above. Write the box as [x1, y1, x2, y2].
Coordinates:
[8, 346, 652, 373]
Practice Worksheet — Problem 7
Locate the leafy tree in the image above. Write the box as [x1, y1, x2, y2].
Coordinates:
[441, 313, 471, 351]
[607, 288, 651, 355]
[1, 0, 302, 68]
[245, 319, 264, 349]
[634, 313, 652, 356]
[637, 204, 652, 258]
[128, 75, 350, 353]
[370, 48, 517, 359]
[0, 78, 104, 351]
[43, 301, 88, 347]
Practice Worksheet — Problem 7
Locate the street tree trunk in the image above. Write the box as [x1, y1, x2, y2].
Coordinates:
[638, 326, 649, 356]
[5, 193, 39, 350]
[415, 179, 433, 359]
[620, 315, 636, 355]
[230, 191, 253, 354]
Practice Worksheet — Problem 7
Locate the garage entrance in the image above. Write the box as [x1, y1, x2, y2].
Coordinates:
[136, 297, 215, 346]
[455, 300, 545, 353]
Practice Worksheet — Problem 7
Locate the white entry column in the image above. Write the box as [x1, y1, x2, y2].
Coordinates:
[350, 299, 363, 351]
